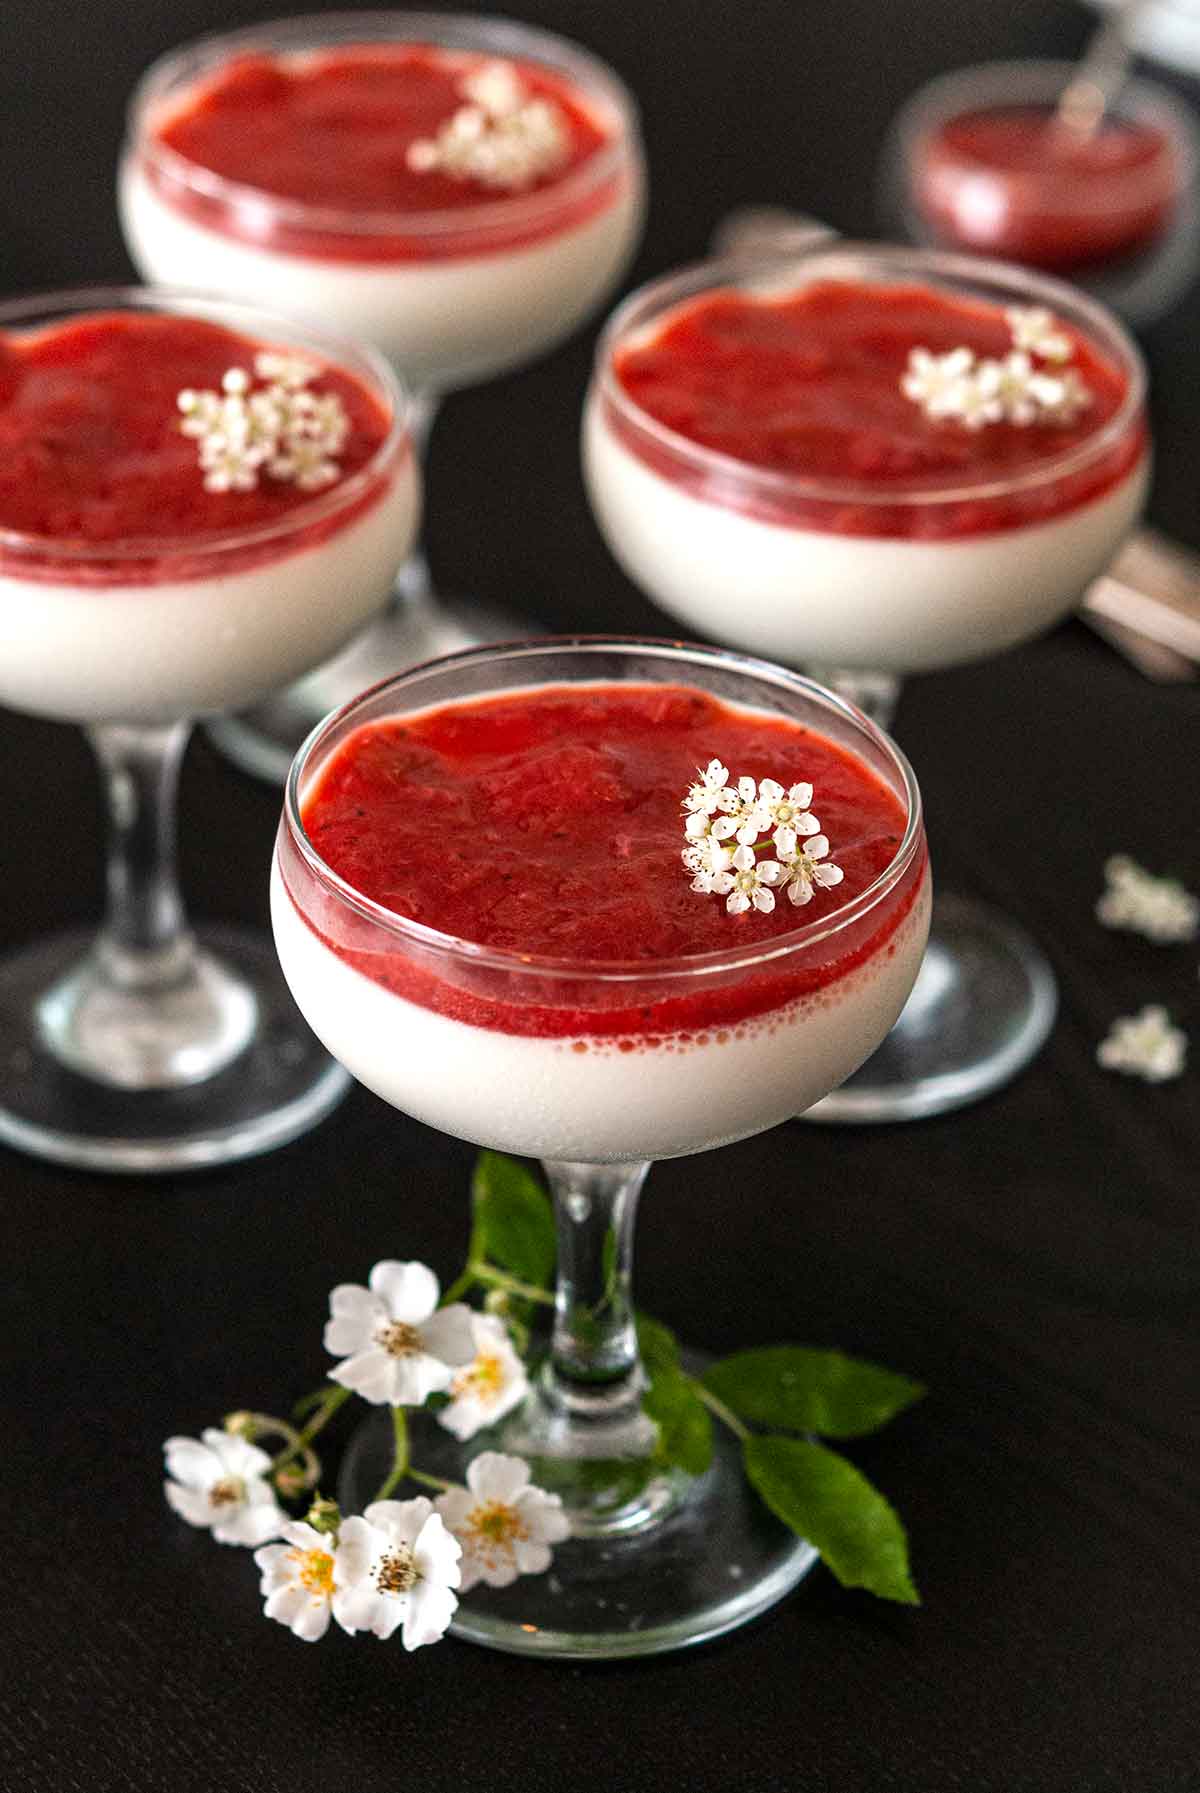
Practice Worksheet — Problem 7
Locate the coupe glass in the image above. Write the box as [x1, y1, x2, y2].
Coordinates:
[0, 287, 416, 1171]
[880, 60, 1200, 328]
[120, 10, 646, 783]
[272, 636, 929, 1657]
[583, 244, 1148, 1121]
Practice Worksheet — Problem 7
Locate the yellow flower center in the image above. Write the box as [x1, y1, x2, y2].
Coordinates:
[451, 1352, 504, 1405]
[289, 1547, 335, 1598]
[208, 1476, 244, 1508]
[376, 1320, 423, 1357]
[468, 1500, 528, 1555]
[376, 1546, 419, 1596]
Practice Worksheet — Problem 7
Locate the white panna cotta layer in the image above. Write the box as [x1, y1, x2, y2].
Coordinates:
[583, 401, 1148, 674]
[120, 159, 643, 391]
[270, 859, 931, 1164]
[0, 460, 419, 726]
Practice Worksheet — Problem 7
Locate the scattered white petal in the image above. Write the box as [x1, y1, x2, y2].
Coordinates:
[1005, 305, 1072, 364]
[1096, 855, 1199, 944]
[435, 1452, 569, 1592]
[1097, 1006, 1187, 1083]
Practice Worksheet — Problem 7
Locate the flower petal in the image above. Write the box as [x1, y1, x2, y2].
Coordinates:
[163, 1436, 222, 1490]
[330, 1347, 403, 1405]
[164, 1481, 216, 1528]
[419, 1304, 477, 1368]
[369, 1260, 440, 1324]
[467, 1451, 532, 1505]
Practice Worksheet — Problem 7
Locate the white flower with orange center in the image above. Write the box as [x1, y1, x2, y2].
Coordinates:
[324, 1260, 476, 1406]
[778, 834, 845, 907]
[163, 1427, 283, 1546]
[254, 1521, 341, 1641]
[332, 1498, 461, 1649]
[435, 1452, 569, 1591]
[438, 1313, 530, 1442]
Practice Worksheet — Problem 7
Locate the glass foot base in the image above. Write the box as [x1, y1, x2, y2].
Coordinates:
[207, 595, 536, 785]
[803, 891, 1057, 1125]
[0, 925, 349, 1172]
[338, 1354, 819, 1661]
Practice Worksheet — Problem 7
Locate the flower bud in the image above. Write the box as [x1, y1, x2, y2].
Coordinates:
[223, 1410, 257, 1438]
[305, 1494, 341, 1535]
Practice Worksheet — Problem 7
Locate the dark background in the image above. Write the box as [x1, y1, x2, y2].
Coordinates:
[4, 2, 1199, 1790]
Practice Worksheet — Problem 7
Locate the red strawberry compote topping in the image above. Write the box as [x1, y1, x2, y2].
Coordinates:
[144, 45, 620, 262]
[0, 311, 394, 584]
[294, 682, 926, 1040]
[607, 278, 1145, 539]
[914, 105, 1181, 272]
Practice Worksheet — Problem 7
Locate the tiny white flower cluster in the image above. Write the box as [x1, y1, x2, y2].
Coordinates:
[901, 304, 1090, 431]
[1096, 854, 1200, 945]
[178, 353, 349, 494]
[406, 57, 570, 190]
[164, 1259, 567, 1649]
[1096, 1004, 1187, 1083]
[682, 759, 844, 916]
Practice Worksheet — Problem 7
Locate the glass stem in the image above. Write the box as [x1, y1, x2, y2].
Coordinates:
[807, 666, 904, 734]
[35, 722, 257, 1090]
[543, 1158, 649, 1397]
[394, 387, 440, 611]
[90, 721, 194, 979]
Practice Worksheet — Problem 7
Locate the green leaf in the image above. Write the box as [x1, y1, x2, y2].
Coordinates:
[744, 1436, 919, 1605]
[703, 1346, 924, 1440]
[643, 1368, 714, 1477]
[470, 1152, 556, 1290]
[635, 1313, 681, 1380]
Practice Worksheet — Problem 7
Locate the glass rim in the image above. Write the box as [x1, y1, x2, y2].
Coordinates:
[124, 8, 642, 245]
[0, 283, 411, 566]
[894, 57, 1199, 216]
[280, 634, 926, 984]
[591, 241, 1148, 512]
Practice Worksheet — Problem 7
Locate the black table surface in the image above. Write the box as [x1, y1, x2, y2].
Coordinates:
[5, 1, 1198, 1789]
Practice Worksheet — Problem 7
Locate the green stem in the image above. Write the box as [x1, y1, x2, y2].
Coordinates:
[407, 1465, 454, 1493]
[470, 1262, 555, 1306]
[270, 1384, 351, 1472]
[372, 1405, 411, 1503]
[694, 1379, 751, 1442]
[439, 1267, 477, 1306]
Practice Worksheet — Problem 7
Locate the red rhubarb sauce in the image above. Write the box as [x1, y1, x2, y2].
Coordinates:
[914, 106, 1180, 271]
[0, 311, 393, 585]
[293, 682, 926, 1039]
[144, 45, 621, 262]
[608, 279, 1144, 539]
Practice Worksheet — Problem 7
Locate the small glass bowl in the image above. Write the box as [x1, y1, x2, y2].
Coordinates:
[883, 59, 1200, 325]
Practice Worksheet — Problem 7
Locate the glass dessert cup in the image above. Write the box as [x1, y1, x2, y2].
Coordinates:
[120, 9, 646, 784]
[272, 637, 929, 1657]
[881, 60, 1200, 329]
[583, 244, 1149, 1122]
[0, 287, 418, 1172]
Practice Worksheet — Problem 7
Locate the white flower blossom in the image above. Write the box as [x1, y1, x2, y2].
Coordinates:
[683, 759, 738, 820]
[437, 1313, 530, 1441]
[254, 1521, 340, 1641]
[1005, 305, 1072, 364]
[751, 778, 821, 858]
[435, 1452, 569, 1591]
[778, 834, 845, 907]
[178, 360, 349, 493]
[1096, 855, 1199, 944]
[683, 807, 739, 844]
[324, 1260, 475, 1406]
[902, 306, 1090, 430]
[163, 1428, 284, 1546]
[406, 58, 570, 190]
[724, 843, 785, 915]
[333, 1499, 461, 1648]
[1096, 1006, 1187, 1083]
